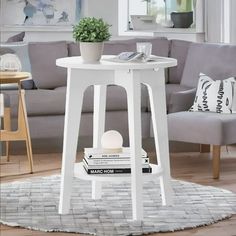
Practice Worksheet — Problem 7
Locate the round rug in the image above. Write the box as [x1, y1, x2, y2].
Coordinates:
[0, 175, 236, 236]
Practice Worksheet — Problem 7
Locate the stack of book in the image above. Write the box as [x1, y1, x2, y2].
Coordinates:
[83, 147, 152, 174]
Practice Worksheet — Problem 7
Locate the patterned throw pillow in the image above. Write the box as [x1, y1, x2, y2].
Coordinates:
[233, 82, 236, 113]
[190, 73, 236, 114]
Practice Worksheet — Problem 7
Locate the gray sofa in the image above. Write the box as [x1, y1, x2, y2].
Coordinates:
[1, 38, 191, 142]
[1, 38, 236, 152]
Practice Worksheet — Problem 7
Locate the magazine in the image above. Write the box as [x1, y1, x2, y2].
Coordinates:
[103, 52, 163, 63]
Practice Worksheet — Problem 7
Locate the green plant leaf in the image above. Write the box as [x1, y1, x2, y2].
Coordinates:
[72, 17, 111, 42]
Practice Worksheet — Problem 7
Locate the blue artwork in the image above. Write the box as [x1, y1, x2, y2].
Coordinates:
[23, 0, 37, 23]
[4, 0, 82, 25]
[75, 0, 82, 22]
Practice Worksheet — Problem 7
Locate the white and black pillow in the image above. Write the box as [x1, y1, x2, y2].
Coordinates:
[232, 82, 236, 113]
[190, 73, 236, 114]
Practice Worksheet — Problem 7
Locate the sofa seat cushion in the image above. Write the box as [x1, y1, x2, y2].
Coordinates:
[2, 88, 66, 117]
[168, 111, 236, 145]
[3, 84, 149, 117]
[181, 42, 236, 88]
[29, 41, 68, 89]
[56, 85, 149, 113]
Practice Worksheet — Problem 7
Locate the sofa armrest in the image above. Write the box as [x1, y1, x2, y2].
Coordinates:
[168, 88, 196, 113]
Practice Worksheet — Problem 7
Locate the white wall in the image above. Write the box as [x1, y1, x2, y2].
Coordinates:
[83, 0, 119, 36]
[230, 0, 236, 43]
[205, 0, 236, 44]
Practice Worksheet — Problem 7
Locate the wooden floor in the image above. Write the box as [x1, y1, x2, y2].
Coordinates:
[1, 145, 236, 236]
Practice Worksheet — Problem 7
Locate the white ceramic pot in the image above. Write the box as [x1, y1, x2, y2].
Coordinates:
[79, 42, 104, 62]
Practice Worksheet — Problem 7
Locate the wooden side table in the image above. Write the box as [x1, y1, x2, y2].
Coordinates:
[0, 72, 34, 173]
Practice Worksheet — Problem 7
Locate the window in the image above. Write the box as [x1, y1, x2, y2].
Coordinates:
[128, 0, 196, 29]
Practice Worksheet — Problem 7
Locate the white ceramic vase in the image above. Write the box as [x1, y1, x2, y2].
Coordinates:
[79, 42, 104, 62]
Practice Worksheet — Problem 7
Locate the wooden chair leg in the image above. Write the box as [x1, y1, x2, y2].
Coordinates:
[25, 138, 34, 173]
[6, 141, 10, 162]
[18, 89, 34, 174]
[212, 145, 221, 179]
[200, 144, 210, 153]
[3, 107, 11, 161]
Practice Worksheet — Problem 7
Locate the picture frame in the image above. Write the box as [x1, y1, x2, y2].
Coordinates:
[1, 0, 82, 26]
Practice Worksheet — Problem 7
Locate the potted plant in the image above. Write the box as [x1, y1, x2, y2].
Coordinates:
[73, 17, 111, 62]
[171, 0, 193, 28]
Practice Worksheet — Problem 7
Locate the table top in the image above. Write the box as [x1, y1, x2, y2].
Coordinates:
[0, 72, 31, 84]
[56, 55, 177, 70]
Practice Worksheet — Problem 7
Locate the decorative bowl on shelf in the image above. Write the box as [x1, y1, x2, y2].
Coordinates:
[171, 11, 193, 28]
[131, 15, 159, 30]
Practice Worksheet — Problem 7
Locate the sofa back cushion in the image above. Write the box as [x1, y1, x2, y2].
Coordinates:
[181, 42, 236, 88]
[169, 40, 191, 84]
[67, 42, 80, 56]
[134, 37, 169, 57]
[68, 39, 137, 57]
[103, 39, 137, 55]
[29, 41, 68, 89]
[68, 37, 169, 57]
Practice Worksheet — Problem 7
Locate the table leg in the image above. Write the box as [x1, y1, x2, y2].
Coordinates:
[3, 107, 11, 162]
[92, 85, 107, 199]
[93, 85, 107, 147]
[123, 70, 143, 221]
[59, 69, 87, 214]
[146, 69, 173, 205]
[18, 89, 33, 173]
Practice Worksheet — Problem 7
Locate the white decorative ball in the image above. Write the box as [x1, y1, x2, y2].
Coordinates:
[0, 53, 22, 72]
[101, 130, 123, 153]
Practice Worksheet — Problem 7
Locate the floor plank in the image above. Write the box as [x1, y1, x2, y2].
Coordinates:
[1, 146, 236, 236]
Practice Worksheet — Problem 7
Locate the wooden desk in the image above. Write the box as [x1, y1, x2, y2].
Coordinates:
[0, 72, 33, 173]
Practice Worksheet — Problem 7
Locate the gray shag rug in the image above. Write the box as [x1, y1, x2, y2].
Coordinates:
[0, 175, 236, 236]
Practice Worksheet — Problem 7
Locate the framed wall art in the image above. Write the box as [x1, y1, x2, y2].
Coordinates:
[1, 0, 82, 26]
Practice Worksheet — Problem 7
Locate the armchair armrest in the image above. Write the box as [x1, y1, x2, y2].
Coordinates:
[168, 88, 196, 113]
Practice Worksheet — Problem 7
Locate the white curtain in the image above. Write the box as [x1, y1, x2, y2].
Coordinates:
[230, 0, 236, 43]
[205, 0, 236, 44]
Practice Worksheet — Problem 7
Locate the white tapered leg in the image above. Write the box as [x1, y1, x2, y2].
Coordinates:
[93, 85, 107, 147]
[59, 69, 87, 214]
[92, 85, 107, 199]
[124, 71, 143, 221]
[146, 69, 173, 205]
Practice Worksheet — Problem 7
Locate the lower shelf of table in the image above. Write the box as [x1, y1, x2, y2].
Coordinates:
[74, 162, 163, 182]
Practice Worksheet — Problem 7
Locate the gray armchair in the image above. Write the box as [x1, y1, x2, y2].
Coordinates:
[167, 42, 236, 179]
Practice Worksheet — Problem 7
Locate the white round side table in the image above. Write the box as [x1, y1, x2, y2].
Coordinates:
[56, 55, 177, 221]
